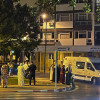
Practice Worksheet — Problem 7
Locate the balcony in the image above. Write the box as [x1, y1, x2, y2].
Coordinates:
[59, 39, 73, 46]
[56, 3, 85, 12]
[56, 21, 73, 28]
[74, 39, 92, 46]
[74, 21, 92, 30]
[40, 40, 55, 45]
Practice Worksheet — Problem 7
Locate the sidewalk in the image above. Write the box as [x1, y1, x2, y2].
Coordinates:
[0, 72, 74, 92]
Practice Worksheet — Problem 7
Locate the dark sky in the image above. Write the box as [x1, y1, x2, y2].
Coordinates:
[20, 0, 36, 7]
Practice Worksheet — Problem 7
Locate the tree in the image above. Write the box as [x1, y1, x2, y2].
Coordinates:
[0, 0, 41, 62]
[35, 0, 61, 16]
[12, 3, 41, 62]
[0, 0, 15, 62]
[96, 6, 100, 24]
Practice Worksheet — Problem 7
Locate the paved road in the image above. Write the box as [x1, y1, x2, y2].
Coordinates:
[0, 81, 100, 100]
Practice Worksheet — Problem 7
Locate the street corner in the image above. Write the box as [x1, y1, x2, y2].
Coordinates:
[0, 84, 76, 93]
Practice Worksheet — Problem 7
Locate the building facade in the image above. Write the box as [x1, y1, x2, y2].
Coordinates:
[34, 0, 100, 72]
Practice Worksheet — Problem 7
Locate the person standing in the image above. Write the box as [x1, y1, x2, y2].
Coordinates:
[28, 62, 36, 86]
[17, 63, 25, 86]
[60, 65, 65, 84]
[49, 64, 54, 81]
[1, 63, 9, 88]
[57, 64, 61, 82]
[65, 63, 72, 85]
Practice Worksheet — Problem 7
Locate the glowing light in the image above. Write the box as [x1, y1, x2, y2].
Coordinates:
[42, 13, 47, 19]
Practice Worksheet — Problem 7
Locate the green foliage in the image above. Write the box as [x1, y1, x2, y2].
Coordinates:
[83, 3, 91, 13]
[0, 0, 41, 57]
[68, 0, 76, 8]
[35, 0, 61, 15]
[96, 6, 100, 24]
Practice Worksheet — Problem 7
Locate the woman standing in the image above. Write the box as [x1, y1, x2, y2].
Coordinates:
[17, 63, 25, 86]
[60, 65, 65, 84]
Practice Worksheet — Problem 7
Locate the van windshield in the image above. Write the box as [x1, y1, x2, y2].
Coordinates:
[93, 63, 100, 70]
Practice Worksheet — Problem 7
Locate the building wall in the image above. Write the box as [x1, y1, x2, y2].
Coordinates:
[35, 0, 100, 72]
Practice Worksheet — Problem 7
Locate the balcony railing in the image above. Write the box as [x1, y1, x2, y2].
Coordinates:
[40, 40, 55, 45]
[74, 21, 92, 26]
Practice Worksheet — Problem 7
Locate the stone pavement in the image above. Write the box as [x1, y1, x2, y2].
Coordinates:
[0, 72, 75, 92]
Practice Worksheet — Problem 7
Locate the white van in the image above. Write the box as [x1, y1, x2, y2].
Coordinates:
[63, 57, 100, 84]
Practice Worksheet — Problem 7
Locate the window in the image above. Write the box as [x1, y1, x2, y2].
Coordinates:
[70, 14, 73, 21]
[79, 34, 86, 38]
[61, 14, 69, 21]
[52, 32, 54, 38]
[87, 63, 94, 71]
[70, 32, 72, 38]
[75, 14, 78, 21]
[88, 52, 93, 57]
[88, 32, 91, 38]
[56, 13, 72, 21]
[49, 53, 54, 59]
[79, 14, 87, 21]
[44, 33, 54, 40]
[75, 31, 91, 39]
[76, 62, 85, 69]
[79, 31, 86, 38]
[63, 53, 71, 58]
[88, 14, 91, 21]
[75, 32, 78, 38]
[75, 13, 91, 21]
[60, 34, 70, 39]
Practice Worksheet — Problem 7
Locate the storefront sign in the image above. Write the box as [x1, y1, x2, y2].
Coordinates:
[57, 47, 70, 51]
[90, 47, 100, 52]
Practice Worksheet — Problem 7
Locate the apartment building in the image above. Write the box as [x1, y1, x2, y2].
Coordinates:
[34, 0, 100, 72]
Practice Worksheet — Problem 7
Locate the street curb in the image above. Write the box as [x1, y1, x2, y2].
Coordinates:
[0, 85, 75, 92]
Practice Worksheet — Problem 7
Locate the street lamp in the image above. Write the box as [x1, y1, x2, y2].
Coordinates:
[42, 13, 47, 73]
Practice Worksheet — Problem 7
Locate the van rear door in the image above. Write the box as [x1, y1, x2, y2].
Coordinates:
[74, 61, 85, 80]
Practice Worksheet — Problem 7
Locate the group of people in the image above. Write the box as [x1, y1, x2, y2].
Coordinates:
[49, 62, 74, 85]
[0, 61, 36, 88]
[17, 61, 36, 86]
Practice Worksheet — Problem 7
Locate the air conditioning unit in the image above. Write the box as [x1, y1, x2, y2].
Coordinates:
[87, 39, 92, 45]
[55, 39, 58, 42]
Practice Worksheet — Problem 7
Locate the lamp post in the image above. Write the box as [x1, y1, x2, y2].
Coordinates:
[42, 13, 47, 73]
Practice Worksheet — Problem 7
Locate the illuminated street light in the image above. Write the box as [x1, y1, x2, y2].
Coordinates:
[23, 37, 27, 40]
[42, 13, 47, 19]
[41, 13, 47, 73]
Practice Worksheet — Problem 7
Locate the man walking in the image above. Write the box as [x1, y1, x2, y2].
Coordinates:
[28, 62, 36, 86]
